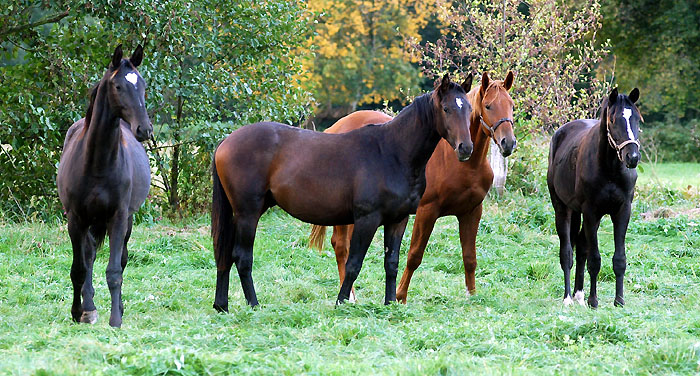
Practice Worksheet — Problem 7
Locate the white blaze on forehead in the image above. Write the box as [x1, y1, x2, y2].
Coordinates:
[125, 72, 138, 88]
[456, 97, 463, 108]
[622, 108, 635, 140]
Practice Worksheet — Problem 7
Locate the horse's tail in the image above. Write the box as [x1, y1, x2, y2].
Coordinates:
[309, 225, 327, 254]
[211, 154, 236, 270]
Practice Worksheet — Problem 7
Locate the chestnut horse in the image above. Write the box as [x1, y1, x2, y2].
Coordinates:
[212, 74, 474, 311]
[547, 87, 641, 308]
[57, 45, 152, 327]
[309, 72, 516, 302]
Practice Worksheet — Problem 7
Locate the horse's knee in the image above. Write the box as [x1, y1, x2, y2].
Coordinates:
[405, 251, 423, 271]
[105, 268, 123, 290]
[464, 258, 477, 275]
[612, 255, 626, 276]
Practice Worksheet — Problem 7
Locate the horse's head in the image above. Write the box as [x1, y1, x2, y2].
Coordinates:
[604, 87, 641, 169]
[477, 71, 516, 157]
[433, 73, 474, 161]
[105, 44, 152, 142]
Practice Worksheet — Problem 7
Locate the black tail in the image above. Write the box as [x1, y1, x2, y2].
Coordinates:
[212, 155, 236, 270]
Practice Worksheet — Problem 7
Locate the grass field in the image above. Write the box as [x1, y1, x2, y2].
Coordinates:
[638, 162, 700, 191]
[1, 164, 699, 374]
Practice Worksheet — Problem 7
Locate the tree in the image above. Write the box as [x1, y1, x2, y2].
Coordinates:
[410, 0, 610, 132]
[303, 0, 438, 124]
[0, 0, 314, 220]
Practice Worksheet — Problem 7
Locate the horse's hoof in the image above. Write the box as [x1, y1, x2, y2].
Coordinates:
[213, 303, 229, 313]
[563, 296, 573, 306]
[574, 291, 586, 306]
[614, 297, 625, 307]
[80, 310, 98, 324]
[587, 297, 598, 309]
[109, 316, 122, 328]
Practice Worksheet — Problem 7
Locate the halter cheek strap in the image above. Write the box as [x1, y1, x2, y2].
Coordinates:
[480, 116, 513, 143]
[607, 125, 640, 162]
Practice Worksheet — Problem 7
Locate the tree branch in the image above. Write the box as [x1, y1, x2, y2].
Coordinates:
[0, 9, 70, 39]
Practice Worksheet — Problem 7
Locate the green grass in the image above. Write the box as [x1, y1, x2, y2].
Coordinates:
[1, 166, 699, 374]
[638, 162, 700, 190]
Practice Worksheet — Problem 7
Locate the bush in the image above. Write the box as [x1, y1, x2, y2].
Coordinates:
[641, 119, 700, 163]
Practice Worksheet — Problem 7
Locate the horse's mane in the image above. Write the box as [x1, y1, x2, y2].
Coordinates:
[84, 83, 99, 130]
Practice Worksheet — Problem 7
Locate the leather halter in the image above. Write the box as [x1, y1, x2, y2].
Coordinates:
[606, 125, 640, 162]
[480, 116, 513, 143]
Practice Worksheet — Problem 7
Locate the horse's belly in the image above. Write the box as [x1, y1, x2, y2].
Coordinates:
[272, 185, 353, 225]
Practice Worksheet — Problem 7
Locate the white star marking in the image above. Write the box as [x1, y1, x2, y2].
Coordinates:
[125, 72, 138, 89]
[456, 97, 463, 108]
[623, 108, 634, 140]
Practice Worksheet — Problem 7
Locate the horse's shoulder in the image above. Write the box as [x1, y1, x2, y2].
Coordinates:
[63, 118, 86, 148]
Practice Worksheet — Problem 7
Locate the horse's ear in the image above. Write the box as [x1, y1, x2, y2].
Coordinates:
[438, 73, 451, 94]
[504, 71, 514, 91]
[608, 87, 618, 106]
[130, 44, 143, 67]
[461, 73, 473, 93]
[480, 72, 490, 95]
[629, 88, 639, 103]
[111, 44, 123, 69]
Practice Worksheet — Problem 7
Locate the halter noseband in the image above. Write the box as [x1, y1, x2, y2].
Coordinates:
[606, 127, 640, 162]
[480, 116, 513, 143]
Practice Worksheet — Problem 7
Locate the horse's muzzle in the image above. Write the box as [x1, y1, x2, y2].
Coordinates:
[499, 137, 517, 158]
[624, 150, 640, 169]
[135, 125, 153, 142]
[456, 142, 473, 162]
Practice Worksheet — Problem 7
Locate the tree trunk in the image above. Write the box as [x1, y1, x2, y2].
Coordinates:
[489, 142, 507, 196]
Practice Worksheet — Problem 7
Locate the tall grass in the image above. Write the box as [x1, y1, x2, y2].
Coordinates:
[0, 173, 699, 374]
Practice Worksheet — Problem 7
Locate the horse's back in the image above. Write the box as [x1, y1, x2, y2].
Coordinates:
[326, 111, 393, 134]
[547, 119, 597, 207]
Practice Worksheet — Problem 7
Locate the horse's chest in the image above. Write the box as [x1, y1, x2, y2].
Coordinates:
[69, 178, 129, 217]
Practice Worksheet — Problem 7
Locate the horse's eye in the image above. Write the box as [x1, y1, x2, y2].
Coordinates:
[485, 105, 491, 110]
[115, 85, 121, 91]
[443, 107, 450, 113]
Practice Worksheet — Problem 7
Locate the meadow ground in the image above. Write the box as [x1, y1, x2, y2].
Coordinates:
[1, 163, 699, 375]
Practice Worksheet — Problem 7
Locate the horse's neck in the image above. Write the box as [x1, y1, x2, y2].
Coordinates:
[384, 100, 441, 169]
[593, 117, 622, 171]
[467, 92, 491, 167]
[84, 85, 122, 172]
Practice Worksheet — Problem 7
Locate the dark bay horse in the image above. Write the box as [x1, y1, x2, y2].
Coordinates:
[57, 45, 152, 327]
[309, 72, 516, 302]
[211, 74, 474, 311]
[547, 87, 641, 308]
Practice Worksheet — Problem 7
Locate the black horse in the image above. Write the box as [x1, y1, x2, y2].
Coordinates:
[547, 87, 641, 308]
[57, 45, 152, 327]
[211, 74, 473, 311]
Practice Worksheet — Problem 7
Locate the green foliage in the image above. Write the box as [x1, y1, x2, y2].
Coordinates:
[505, 132, 550, 196]
[0, 0, 314, 220]
[413, 0, 610, 131]
[640, 119, 700, 163]
[600, 0, 700, 121]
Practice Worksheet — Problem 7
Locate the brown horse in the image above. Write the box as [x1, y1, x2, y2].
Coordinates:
[309, 71, 516, 302]
[57, 45, 152, 327]
[212, 74, 474, 311]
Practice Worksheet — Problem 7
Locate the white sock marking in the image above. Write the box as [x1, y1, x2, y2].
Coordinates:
[622, 108, 634, 140]
[349, 290, 356, 303]
[563, 296, 573, 306]
[456, 97, 463, 108]
[125, 72, 138, 89]
[573, 291, 585, 305]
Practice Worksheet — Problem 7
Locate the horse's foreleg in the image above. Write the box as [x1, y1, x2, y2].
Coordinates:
[233, 215, 261, 307]
[458, 204, 483, 296]
[106, 211, 129, 327]
[611, 204, 631, 307]
[383, 217, 409, 305]
[396, 204, 439, 303]
[554, 205, 574, 305]
[582, 211, 602, 308]
[331, 225, 355, 302]
[68, 216, 88, 323]
[80, 225, 102, 324]
[337, 213, 381, 304]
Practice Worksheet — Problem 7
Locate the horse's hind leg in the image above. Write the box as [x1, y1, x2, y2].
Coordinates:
[611, 204, 631, 307]
[337, 213, 382, 304]
[582, 211, 602, 308]
[233, 214, 262, 307]
[331, 225, 356, 302]
[553, 203, 574, 305]
[106, 210, 129, 327]
[383, 217, 409, 305]
[67, 216, 88, 323]
[572, 212, 587, 305]
[396, 204, 439, 303]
